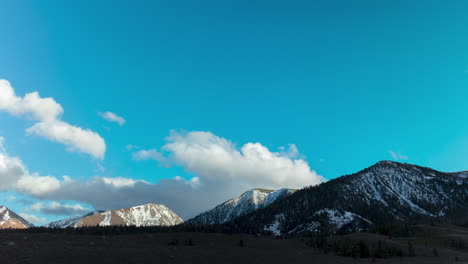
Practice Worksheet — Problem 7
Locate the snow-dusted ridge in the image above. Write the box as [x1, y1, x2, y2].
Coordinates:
[187, 188, 296, 225]
[45, 211, 104, 228]
[230, 161, 468, 235]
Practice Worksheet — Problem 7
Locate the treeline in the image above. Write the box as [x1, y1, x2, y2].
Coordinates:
[0, 225, 180, 235]
[0, 218, 460, 238]
[0, 222, 253, 236]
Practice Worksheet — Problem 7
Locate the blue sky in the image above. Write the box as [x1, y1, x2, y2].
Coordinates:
[1, 0, 468, 224]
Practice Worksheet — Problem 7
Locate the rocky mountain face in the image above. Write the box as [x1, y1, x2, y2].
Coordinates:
[75, 203, 183, 227]
[220, 161, 468, 235]
[187, 188, 295, 225]
[0, 206, 33, 229]
[45, 211, 104, 228]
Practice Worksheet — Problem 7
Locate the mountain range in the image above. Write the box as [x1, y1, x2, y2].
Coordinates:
[217, 161, 468, 235]
[2, 161, 467, 234]
[44, 204, 183, 228]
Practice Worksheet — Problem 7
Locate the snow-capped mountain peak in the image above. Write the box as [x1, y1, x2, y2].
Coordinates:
[0, 206, 33, 229]
[187, 188, 296, 225]
[75, 203, 183, 227]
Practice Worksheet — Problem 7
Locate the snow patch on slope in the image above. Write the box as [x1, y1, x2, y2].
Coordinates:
[264, 213, 285, 236]
[315, 209, 355, 230]
[100, 211, 112, 226]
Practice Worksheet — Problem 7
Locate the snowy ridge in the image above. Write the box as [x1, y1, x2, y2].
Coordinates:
[340, 161, 468, 219]
[270, 209, 372, 235]
[188, 188, 295, 225]
[76, 203, 183, 227]
[45, 211, 104, 228]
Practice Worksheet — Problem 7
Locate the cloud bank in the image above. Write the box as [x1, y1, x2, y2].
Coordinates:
[0, 80, 106, 159]
[0, 131, 324, 219]
[0, 136, 62, 195]
[28, 202, 91, 216]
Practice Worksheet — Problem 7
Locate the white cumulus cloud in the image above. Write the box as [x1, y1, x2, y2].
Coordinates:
[99, 111, 126, 126]
[162, 131, 324, 189]
[0, 80, 63, 122]
[26, 121, 106, 159]
[0, 80, 106, 159]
